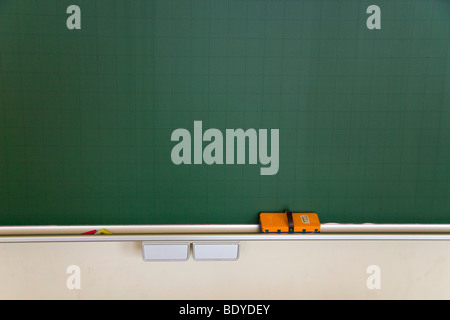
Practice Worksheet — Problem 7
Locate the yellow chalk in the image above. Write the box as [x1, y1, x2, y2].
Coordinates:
[95, 228, 112, 235]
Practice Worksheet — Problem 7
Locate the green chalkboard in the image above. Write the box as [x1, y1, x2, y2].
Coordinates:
[0, 0, 449, 226]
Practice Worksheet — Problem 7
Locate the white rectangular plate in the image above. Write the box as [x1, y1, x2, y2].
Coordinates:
[142, 242, 190, 261]
[192, 242, 239, 261]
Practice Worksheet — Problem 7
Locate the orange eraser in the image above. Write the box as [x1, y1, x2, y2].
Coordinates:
[260, 211, 320, 233]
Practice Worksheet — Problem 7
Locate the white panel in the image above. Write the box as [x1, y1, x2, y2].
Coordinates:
[142, 242, 189, 261]
[193, 242, 239, 261]
[4, 240, 450, 299]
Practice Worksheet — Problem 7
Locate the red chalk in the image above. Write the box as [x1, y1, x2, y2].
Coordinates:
[81, 229, 97, 235]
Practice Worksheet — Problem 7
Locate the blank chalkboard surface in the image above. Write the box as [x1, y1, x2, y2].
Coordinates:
[0, 0, 449, 226]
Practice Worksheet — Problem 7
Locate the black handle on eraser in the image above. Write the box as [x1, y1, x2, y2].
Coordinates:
[286, 210, 294, 233]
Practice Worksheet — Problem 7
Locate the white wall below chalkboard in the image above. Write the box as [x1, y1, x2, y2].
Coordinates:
[1, 239, 450, 299]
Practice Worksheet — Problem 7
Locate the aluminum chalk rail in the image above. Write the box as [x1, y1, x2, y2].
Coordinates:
[2, 224, 450, 242]
[3, 234, 450, 243]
